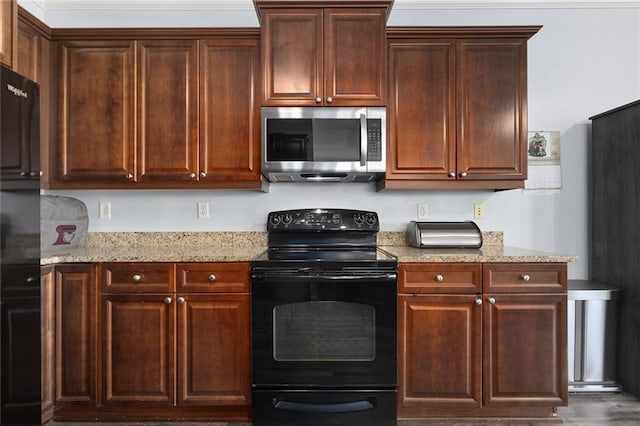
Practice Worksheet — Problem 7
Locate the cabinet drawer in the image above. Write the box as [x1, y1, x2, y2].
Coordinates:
[483, 263, 567, 293]
[176, 262, 250, 293]
[101, 263, 175, 293]
[399, 263, 482, 294]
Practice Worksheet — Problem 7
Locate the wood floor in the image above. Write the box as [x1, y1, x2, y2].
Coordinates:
[51, 392, 640, 425]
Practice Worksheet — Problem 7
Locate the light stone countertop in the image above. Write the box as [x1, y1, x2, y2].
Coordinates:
[40, 231, 577, 265]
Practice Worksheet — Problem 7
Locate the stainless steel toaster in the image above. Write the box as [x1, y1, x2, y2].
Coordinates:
[406, 221, 483, 249]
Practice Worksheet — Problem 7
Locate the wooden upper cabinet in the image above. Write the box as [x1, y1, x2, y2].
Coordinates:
[16, 11, 42, 83]
[58, 40, 135, 183]
[456, 39, 528, 182]
[51, 31, 263, 190]
[384, 27, 540, 190]
[387, 39, 455, 180]
[1, 0, 17, 68]
[200, 38, 261, 182]
[257, 1, 390, 106]
[137, 40, 198, 183]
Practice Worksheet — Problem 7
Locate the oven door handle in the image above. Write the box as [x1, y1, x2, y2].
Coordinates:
[273, 398, 375, 414]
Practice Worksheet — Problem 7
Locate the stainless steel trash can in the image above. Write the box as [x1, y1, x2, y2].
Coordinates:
[568, 279, 621, 392]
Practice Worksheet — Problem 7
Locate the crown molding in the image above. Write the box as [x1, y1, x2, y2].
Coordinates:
[21, 0, 640, 12]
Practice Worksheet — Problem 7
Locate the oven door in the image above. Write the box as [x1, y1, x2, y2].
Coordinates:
[251, 268, 397, 388]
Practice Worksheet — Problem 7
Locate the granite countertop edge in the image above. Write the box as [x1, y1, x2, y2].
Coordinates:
[39, 231, 577, 265]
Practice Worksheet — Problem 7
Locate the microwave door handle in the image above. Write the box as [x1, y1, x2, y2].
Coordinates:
[359, 113, 367, 167]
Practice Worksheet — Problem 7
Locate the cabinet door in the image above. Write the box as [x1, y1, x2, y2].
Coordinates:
[0, 296, 41, 423]
[58, 41, 135, 183]
[483, 293, 567, 407]
[102, 294, 175, 405]
[387, 39, 455, 180]
[260, 9, 323, 105]
[200, 38, 261, 182]
[54, 264, 97, 405]
[137, 40, 198, 183]
[398, 295, 482, 410]
[324, 8, 386, 106]
[456, 38, 528, 181]
[0, 0, 16, 67]
[16, 14, 41, 83]
[41, 266, 54, 424]
[176, 294, 250, 406]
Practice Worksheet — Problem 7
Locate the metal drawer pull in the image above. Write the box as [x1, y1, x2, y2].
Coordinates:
[475, 298, 483, 305]
[208, 274, 216, 282]
[488, 297, 496, 304]
[436, 274, 444, 282]
[132, 274, 142, 282]
[521, 274, 531, 281]
[164, 297, 172, 304]
[177, 297, 185, 304]
[26, 276, 38, 284]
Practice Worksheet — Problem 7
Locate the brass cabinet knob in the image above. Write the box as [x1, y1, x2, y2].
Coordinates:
[315, 97, 322, 103]
[189, 172, 196, 179]
[326, 96, 333, 103]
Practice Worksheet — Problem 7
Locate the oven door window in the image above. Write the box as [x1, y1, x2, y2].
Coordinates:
[273, 301, 375, 362]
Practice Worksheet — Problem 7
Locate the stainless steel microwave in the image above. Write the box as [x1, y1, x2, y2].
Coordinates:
[261, 107, 386, 182]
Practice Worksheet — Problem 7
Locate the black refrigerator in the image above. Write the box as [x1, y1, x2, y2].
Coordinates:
[0, 64, 42, 424]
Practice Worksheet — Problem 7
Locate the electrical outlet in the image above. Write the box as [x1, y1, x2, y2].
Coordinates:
[474, 203, 484, 219]
[99, 201, 111, 219]
[197, 201, 210, 219]
[417, 203, 429, 220]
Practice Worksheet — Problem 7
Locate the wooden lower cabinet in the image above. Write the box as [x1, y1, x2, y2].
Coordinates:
[102, 294, 175, 405]
[50, 262, 251, 422]
[53, 264, 97, 406]
[398, 294, 482, 409]
[398, 262, 567, 419]
[176, 294, 250, 406]
[483, 293, 567, 408]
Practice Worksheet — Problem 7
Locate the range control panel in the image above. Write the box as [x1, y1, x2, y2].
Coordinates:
[267, 209, 379, 231]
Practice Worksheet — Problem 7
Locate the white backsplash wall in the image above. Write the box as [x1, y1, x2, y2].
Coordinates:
[38, 2, 640, 282]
